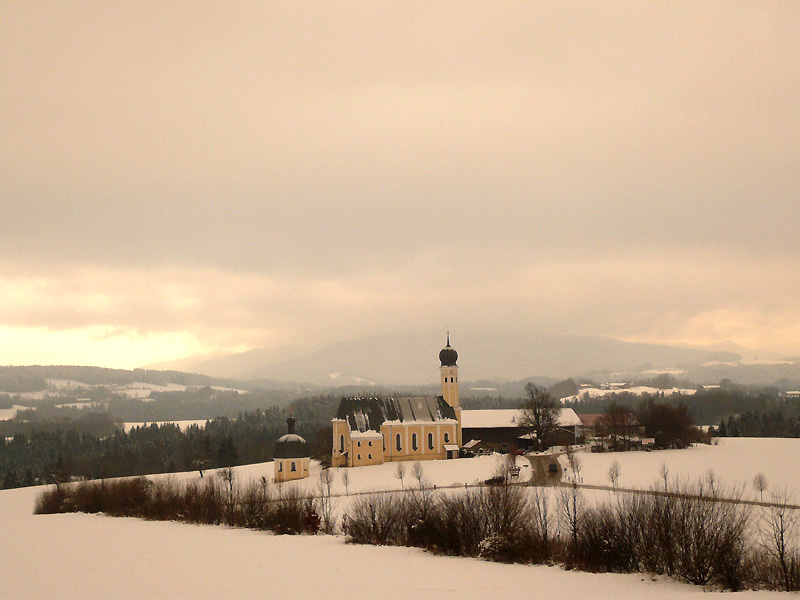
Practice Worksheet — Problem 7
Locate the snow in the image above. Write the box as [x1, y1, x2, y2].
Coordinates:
[563, 385, 697, 403]
[115, 381, 189, 399]
[575, 438, 800, 497]
[5, 480, 780, 600]
[1, 440, 794, 598]
[54, 400, 104, 410]
[349, 429, 383, 439]
[46, 379, 87, 389]
[0, 404, 28, 420]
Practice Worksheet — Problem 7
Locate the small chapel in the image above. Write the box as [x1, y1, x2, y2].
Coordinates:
[331, 334, 463, 468]
[274, 415, 310, 482]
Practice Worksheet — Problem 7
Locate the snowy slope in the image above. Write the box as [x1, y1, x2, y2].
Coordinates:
[0, 482, 784, 600]
[1, 440, 796, 599]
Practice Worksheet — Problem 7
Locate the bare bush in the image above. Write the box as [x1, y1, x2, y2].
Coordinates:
[573, 503, 637, 573]
[33, 474, 319, 535]
[669, 479, 750, 589]
[345, 493, 408, 546]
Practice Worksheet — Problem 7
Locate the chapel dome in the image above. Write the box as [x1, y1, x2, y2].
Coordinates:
[274, 433, 309, 459]
[274, 416, 309, 459]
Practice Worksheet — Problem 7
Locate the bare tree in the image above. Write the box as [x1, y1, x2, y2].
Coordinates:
[317, 468, 337, 533]
[608, 459, 621, 491]
[558, 482, 583, 554]
[192, 458, 208, 479]
[753, 472, 768, 502]
[659, 462, 670, 492]
[530, 486, 553, 561]
[760, 486, 800, 591]
[519, 383, 560, 451]
[341, 468, 350, 496]
[565, 445, 582, 484]
[395, 461, 406, 489]
[218, 466, 235, 493]
[705, 468, 717, 496]
[412, 461, 426, 489]
[599, 401, 637, 451]
[572, 454, 583, 484]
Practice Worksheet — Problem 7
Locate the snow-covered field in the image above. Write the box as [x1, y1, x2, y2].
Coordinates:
[0, 440, 794, 599]
[0, 404, 27, 420]
[574, 438, 800, 498]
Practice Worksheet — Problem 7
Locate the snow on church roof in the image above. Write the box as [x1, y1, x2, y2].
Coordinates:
[461, 408, 581, 429]
[335, 396, 457, 433]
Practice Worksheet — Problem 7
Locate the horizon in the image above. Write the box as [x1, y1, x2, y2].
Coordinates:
[3, 3, 800, 369]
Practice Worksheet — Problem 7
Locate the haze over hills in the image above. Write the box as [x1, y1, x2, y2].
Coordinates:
[146, 332, 800, 388]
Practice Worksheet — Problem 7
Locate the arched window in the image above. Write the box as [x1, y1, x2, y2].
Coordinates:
[444, 432, 450, 443]
[290, 461, 296, 472]
[368, 453, 372, 460]
[428, 432, 434, 450]
[396, 433, 402, 452]
[412, 433, 418, 451]
[340, 434, 344, 453]
[278, 462, 283, 472]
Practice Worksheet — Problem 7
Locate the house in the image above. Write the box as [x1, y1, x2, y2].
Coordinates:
[461, 407, 582, 452]
[331, 334, 462, 468]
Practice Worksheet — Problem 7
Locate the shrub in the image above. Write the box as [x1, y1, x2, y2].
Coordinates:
[33, 475, 319, 535]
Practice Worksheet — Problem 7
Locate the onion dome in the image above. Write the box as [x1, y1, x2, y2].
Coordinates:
[439, 332, 458, 366]
[274, 416, 309, 459]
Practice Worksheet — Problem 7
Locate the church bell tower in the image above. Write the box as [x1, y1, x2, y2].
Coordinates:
[439, 331, 459, 408]
[439, 332, 462, 446]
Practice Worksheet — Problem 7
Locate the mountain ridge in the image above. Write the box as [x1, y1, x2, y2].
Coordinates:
[143, 331, 795, 387]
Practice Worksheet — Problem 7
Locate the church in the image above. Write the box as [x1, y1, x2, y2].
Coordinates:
[331, 334, 463, 468]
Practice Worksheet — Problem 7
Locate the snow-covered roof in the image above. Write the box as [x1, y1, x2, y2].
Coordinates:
[350, 430, 383, 439]
[461, 408, 581, 429]
[335, 396, 457, 433]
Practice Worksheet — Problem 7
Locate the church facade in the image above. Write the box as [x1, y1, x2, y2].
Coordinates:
[331, 335, 462, 468]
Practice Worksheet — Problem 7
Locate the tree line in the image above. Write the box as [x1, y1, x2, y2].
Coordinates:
[716, 409, 800, 438]
[0, 407, 317, 489]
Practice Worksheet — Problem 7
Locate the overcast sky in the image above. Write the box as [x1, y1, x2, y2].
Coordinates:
[2, 2, 800, 368]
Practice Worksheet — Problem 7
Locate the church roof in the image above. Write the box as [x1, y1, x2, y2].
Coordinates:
[335, 396, 457, 433]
